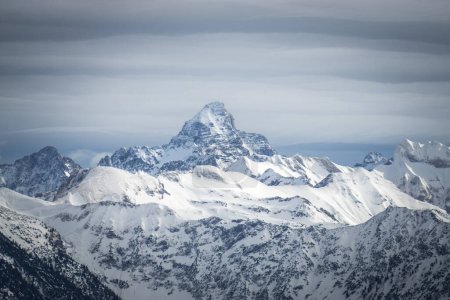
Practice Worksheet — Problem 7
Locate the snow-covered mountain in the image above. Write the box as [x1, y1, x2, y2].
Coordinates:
[0, 102, 449, 299]
[1, 149, 447, 299]
[0, 195, 119, 299]
[375, 139, 450, 212]
[0, 184, 448, 300]
[97, 102, 348, 187]
[98, 102, 275, 174]
[46, 165, 436, 227]
[0, 146, 82, 200]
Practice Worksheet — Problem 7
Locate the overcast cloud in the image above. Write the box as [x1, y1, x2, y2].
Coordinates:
[0, 0, 449, 165]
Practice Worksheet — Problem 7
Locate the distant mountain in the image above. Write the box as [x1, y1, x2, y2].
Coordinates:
[376, 139, 450, 212]
[0, 146, 82, 199]
[0, 201, 119, 300]
[99, 102, 275, 174]
[276, 142, 396, 166]
[354, 151, 391, 170]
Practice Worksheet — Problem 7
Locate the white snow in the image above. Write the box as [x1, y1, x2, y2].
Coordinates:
[10, 163, 442, 229]
[375, 139, 450, 210]
[0, 136, 449, 300]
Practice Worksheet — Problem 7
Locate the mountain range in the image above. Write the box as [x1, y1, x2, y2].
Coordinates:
[0, 102, 449, 299]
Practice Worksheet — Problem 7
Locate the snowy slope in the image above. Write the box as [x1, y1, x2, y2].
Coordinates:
[376, 139, 450, 212]
[227, 154, 349, 186]
[49, 166, 439, 227]
[2, 189, 447, 300]
[43, 205, 450, 300]
[1, 157, 446, 299]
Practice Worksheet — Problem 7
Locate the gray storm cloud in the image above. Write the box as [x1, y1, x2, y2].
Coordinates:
[0, 0, 449, 165]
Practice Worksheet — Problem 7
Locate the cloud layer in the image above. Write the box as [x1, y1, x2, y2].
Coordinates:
[0, 0, 449, 164]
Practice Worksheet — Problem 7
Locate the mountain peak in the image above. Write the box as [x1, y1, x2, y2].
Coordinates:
[100, 101, 275, 173]
[36, 146, 60, 157]
[203, 101, 225, 110]
[185, 101, 236, 136]
[354, 152, 388, 170]
[0, 146, 82, 199]
[170, 102, 237, 147]
[361, 152, 387, 165]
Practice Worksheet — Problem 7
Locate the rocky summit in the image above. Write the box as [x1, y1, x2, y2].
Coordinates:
[98, 102, 275, 174]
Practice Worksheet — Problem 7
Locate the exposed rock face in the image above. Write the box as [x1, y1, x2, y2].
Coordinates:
[99, 102, 275, 174]
[0, 146, 82, 199]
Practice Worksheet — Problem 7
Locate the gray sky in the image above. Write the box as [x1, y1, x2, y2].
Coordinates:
[1, 0, 449, 166]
